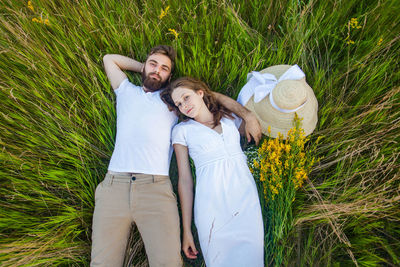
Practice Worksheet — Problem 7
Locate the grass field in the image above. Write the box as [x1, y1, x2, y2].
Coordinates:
[1, 0, 399, 266]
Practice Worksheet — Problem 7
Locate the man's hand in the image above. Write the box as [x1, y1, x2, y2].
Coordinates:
[243, 112, 262, 145]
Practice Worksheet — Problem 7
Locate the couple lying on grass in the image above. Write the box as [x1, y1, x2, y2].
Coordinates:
[90, 45, 264, 267]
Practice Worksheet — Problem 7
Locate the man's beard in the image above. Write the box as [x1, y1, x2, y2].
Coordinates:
[141, 70, 169, 92]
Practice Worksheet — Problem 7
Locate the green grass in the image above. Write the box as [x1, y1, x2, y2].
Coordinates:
[1, 0, 399, 266]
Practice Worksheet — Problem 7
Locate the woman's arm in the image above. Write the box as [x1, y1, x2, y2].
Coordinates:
[174, 144, 198, 259]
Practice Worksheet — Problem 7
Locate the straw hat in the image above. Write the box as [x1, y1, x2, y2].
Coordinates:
[238, 64, 318, 138]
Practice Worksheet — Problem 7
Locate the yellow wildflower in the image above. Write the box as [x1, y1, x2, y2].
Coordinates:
[267, 125, 271, 134]
[310, 157, 315, 166]
[272, 187, 279, 195]
[287, 128, 294, 137]
[32, 17, 49, 25]
[269, 184, 275, 191]
[253, 159, 259, 169]
[159, 6, 170, 19]
[284, 160, 289, 169]
[168, 28, 179, 39]
[265, 142, 271, 152]
[377, 37, 383, 46]
[277, 182, 283, 189]
[275, 159, 281, 167]
[247, 113, 318, 203]
[259, 142, 267, 156]
[263, 162, 270, 170]
[280, 143, 285, 151]
[28, 1, 34, 11]
[288, 131, 295, 142]
[270, 165, 277, 175]
[350, 18, 362, 29]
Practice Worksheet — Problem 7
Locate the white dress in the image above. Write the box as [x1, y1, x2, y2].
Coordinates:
[172, 117, 264, 267]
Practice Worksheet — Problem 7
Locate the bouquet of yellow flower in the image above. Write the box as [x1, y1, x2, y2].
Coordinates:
[246, 114, 320, 266]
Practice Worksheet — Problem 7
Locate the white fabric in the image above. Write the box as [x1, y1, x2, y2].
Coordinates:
[237, 64, 306, 113]
[172, 117, 264, 267]
[108, 79, 178, 175]
[232, 113, 243, 129]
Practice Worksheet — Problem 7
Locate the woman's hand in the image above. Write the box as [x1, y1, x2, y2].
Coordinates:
[182, 231, 198, 259]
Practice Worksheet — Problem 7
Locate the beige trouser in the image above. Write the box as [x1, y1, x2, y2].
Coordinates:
[91, 172, 182, 267]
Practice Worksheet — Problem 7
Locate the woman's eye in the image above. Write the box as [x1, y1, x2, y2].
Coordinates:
[184, 96, 189, 100]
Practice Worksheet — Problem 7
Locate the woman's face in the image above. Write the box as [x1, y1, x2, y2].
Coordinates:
[171, 86, 205, 118]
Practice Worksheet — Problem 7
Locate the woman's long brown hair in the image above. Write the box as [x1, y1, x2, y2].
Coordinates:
[161, 77, 233, 128]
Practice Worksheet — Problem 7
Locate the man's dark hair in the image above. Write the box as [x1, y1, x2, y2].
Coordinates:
[147, 45, 177, 72]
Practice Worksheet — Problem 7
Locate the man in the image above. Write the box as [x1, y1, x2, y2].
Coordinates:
[91, 45, 261, 267]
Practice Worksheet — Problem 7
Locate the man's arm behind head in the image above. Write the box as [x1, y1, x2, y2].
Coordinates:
[103, 54, 144, 90]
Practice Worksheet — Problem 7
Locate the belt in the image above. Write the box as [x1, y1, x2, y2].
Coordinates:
[105, 171, 169, 184]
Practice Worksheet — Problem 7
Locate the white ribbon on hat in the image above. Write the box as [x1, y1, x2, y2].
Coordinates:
[237, 64, 307, 113]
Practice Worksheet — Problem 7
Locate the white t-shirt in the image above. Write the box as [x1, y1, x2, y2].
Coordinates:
[107, 79, 178, 175]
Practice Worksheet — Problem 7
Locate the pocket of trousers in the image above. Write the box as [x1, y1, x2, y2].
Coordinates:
[164, 179, 178, 201]
[94, 181, 108, 203]
[94, 175, 116, 195]
[137, 179, 178, 201]
[149, 179, 178, 201]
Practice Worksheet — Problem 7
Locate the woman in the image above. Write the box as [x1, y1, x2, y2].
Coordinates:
[162, 77, 264, 267]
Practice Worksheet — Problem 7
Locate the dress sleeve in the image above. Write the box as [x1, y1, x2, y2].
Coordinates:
[172, 124, 187, 146]
[232, 113, 243, 129]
